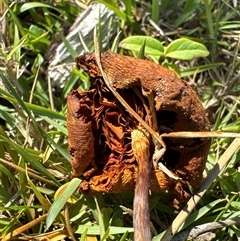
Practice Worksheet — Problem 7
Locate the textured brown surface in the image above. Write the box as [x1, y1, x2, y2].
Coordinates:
[131, 127, 151, 240]
[67, 51, 211, 205]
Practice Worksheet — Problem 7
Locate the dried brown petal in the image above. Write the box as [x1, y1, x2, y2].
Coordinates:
[67, 89, 96, 177]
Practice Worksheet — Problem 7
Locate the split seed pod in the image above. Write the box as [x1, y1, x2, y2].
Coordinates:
[67, 51, 211, 207]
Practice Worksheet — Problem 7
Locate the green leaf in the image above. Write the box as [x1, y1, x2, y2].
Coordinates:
[119, 231, 129, 241]
[6, 34, 29, 61]
[137, 38, 146, 59]
[0, 74, 69, 161]
[26, 170, 52, 211]
[60, 33, 79, 59]
[29, 25, 45, 37]
[75, 225, 134, 235]
[180, 199, 224, 230]
[20, 2, 60, 13]
[119, 36, 164, 57]
[99, 0, 134, 23]
[2, 0, 25, 36]
[94, 196, 106, 238]
[153, 199, 225, 240]
[0, 136, 59, 185]
[45, 178, 81, 231]
[219, 101, 238, 129]
[173, 0, 201, 26]
[221, 118, 240, 132]
[80, 228, 88, 241]
[42, 117, 68, 136]
[180, 63, 223, 78]
[101, 227, 110, 240]
[165, 38, 209, 60]
[163, 63, 181, 77]
[0, 184, 12, 204]
[151, 0, 159, 23]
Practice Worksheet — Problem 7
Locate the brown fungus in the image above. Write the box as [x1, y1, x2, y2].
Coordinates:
[67, 51, 211, 206]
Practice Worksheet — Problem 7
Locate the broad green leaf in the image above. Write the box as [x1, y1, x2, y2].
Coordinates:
[54, 183, 76, 203]
[221, 118, 240, 132]
[45, 178, 81, 231]
[119, 36, 164, 57]
[32, 54, 44, 70]
[101, 207, 113, 229]
[165, 38, 209, 60]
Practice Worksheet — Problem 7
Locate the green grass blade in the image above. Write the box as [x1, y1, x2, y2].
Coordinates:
[180, 199, 225, 230]
[180, 63, 223, 77]
[75, 225, 134, 235]
[0, 136, 60, 185]
[151, 0, 159, 23]
[19, 2, 61, 13]
[26, 170, 52, 211]
[79, 228, 88, 241]
[2, 0, 25, 36]
[0, 73, 70, 161]
[45, 178, 81, 231]
[42, 117, 68, 136]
